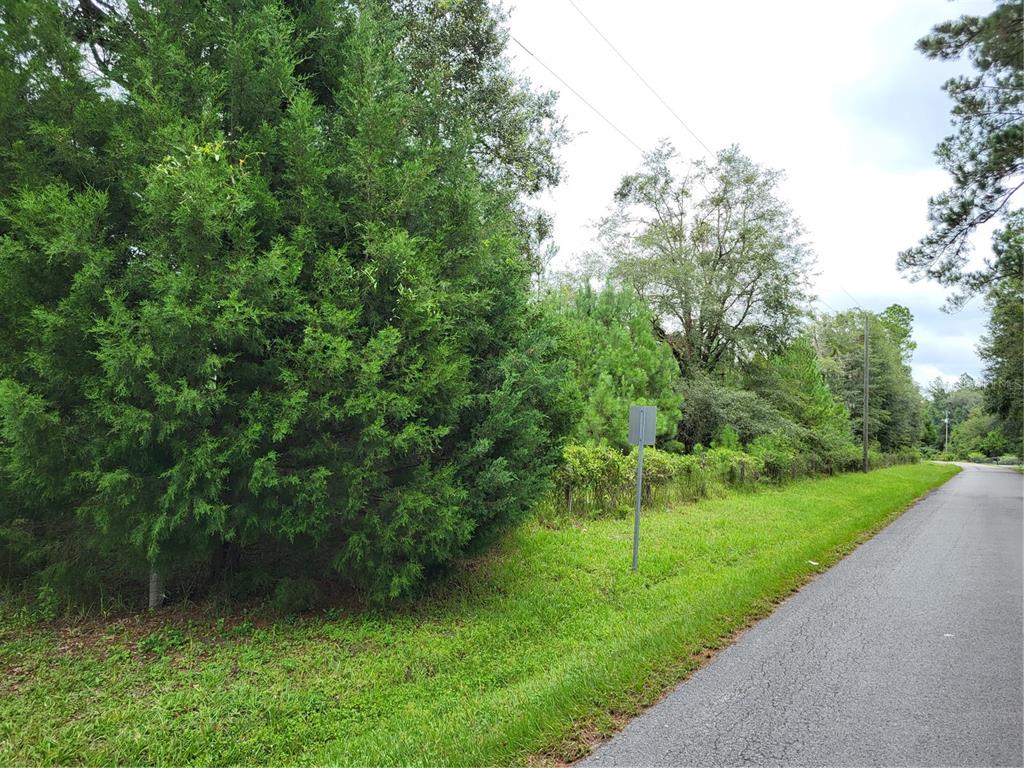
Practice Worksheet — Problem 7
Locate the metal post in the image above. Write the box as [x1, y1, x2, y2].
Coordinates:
[862, 312, 869, 473]
[628, 404, 656, 572]
[944, 410, 949, 454]
[632, 417, 645, 573]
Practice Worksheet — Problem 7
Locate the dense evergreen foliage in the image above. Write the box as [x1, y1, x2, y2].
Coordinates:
[923, 374, 983, 452]
[0, 0, 576, 602]
[921, 369, 1020, 461]
[978, 215, 1023, 456]
[898, 1, 1022, 304]
[812, 308, 924, 453]
[541, 283, 681, 450]
[672, 338, 854, 460]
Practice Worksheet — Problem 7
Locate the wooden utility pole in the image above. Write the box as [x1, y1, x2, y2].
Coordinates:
[862, 312, 869, 473]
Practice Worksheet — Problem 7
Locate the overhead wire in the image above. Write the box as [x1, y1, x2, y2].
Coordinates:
[814, 285, 873, 316]
[564, 0, 715, 158]
[839, 285, 868, 312]
[813, 295, 841, 314]
[510, 35, 645, 154]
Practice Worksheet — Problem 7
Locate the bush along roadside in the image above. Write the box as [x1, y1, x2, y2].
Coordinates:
[543, 441, 923, 519]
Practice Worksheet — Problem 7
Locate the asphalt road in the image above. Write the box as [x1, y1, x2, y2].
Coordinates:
[583, 463, 1024, 767]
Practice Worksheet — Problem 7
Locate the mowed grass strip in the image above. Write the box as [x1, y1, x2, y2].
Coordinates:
[0, 463, 958, 766]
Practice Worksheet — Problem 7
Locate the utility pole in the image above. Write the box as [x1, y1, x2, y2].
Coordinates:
[862, 312, 869, 473]
[944, 410, 950, 454]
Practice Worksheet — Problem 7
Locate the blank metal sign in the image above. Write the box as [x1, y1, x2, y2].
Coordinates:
[628, 405, 657, 446]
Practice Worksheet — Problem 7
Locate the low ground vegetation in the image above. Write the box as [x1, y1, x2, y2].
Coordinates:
[0, 463, 957, 766]
[543, 443, 921, 521]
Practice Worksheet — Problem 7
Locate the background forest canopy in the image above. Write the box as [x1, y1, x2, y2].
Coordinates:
[0, 0, 1017, 612]
[546, 141, 929, 463]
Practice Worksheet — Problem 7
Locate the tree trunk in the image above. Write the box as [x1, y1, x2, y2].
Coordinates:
[148, 568, 164, 610]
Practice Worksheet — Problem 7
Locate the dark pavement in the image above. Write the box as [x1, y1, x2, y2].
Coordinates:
[583, 463, 1024, 767]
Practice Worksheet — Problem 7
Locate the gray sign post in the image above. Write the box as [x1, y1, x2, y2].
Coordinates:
[628, 405, 657, 572]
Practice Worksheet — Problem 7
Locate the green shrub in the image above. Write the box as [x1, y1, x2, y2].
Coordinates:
[138, 628, 187, 656]
[747, 433, 800, 481]
[34, 584, 59, 623]
[553, 444, 631, 516]
[545, 440, 918, 519]
[0, 1, 575, 603]
[712, 425, 742, 451]
[678, 374, 799, 449]
[271, 577, 320, 615]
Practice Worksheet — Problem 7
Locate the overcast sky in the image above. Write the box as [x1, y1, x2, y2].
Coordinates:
[506, 0, 996, 387]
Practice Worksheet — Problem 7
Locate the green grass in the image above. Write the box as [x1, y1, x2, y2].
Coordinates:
[0, 463, 958, 766]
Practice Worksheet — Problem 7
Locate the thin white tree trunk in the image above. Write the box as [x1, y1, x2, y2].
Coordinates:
[148, 568, 164, 610]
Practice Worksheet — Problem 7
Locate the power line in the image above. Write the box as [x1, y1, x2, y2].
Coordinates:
[815, 284, 872, 315]
[510, 35, 645, 154]
[564, 0, 714, 157]
[813, 295, 841, 314]
[839, 285, 867, 311]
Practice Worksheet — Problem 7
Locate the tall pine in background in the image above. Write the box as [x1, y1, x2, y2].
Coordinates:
[0, 0, 576, 603]
[540, 283, 682, 451]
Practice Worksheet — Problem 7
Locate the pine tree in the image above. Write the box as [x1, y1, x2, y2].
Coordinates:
[542, 283, 681, 450]
[898, 1, 1023, 304]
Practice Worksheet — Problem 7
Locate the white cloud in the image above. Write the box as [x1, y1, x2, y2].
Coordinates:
[507, 0, 994, 386]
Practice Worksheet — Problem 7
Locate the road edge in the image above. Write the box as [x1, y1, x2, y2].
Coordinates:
[529, 463, 964, 768]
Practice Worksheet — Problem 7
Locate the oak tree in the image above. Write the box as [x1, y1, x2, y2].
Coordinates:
[597, 142, 813, 374]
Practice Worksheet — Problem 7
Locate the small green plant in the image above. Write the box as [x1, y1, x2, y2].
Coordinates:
[107, 645, 132, 663]
[138, 628, 186, 655]
[222, 621, 254, 640]
[711, 425, 741, 450]
[35, 584, 59, 622]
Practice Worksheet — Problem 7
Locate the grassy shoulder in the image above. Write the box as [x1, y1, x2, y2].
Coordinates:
[0, 462, 959, 766]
